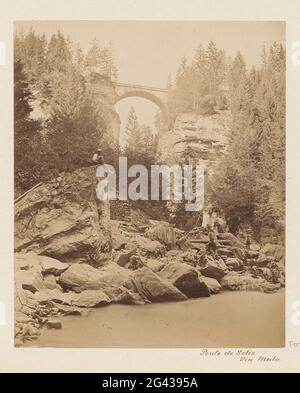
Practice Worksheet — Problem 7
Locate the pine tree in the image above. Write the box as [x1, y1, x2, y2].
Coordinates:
[124, 106, 143, 159]
[14, 60, 41, 191]
[85, 38, 118, 79]
[85, 38, 102, 74]
[47, 66, 105, 171]
[176, 56, 188, 83]
[209, 44, 285, 239]
[123, 107, 158, 167]
[45, 31, 72, 75]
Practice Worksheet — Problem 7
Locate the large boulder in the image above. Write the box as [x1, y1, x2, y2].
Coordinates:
[145, 221, 176, 249]
[14, 167, 111, 264]
[58, 262, 132, 291]
[202, 277, 221, 294]
[130, 268, 187, 302]
[158, 262, 210, 298]
[199, 256, 228, 281]
[58, 263, 104, 290]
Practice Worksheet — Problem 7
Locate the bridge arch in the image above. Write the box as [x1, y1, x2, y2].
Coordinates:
[115, 90, 165, 110]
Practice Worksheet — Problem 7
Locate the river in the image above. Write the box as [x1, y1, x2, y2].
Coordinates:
[26, 290, 285, 348]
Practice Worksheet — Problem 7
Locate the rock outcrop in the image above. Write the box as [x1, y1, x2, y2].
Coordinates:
[159, 112, 230, 172]
[14, 166, 110, 264]
[158, 262, 210, 298]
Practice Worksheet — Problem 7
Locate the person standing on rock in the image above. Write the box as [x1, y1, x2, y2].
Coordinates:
[202, 204, 213, 229]
[246, 231, 252, 250]
[206, 225, 219, 256]
[92, 149, 113, 253]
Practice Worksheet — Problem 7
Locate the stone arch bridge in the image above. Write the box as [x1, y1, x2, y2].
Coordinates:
[115, 82, 168, 110]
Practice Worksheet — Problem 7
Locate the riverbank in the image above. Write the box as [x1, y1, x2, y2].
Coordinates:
[24, 290, 284, 348]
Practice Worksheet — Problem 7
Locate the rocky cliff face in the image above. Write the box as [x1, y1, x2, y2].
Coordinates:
[159, 110, 231, 171]
[14, 166, 111, 265]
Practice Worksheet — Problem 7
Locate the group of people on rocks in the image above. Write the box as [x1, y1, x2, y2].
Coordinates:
[201, 204, 252, 256]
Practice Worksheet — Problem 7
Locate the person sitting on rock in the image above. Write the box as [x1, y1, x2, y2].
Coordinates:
[92, 148, 104, 165]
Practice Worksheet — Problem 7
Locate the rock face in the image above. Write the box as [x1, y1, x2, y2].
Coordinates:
[130, 268, 187, 303]
[158, 262, 210, 298]
[14, 167, 110, 264]
[159, 112, 230, 172]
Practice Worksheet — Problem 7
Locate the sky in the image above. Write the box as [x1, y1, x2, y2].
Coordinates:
[15, 21, 285, 145]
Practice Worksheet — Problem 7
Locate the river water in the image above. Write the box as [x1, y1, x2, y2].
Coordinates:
[27, 290, 285, 348]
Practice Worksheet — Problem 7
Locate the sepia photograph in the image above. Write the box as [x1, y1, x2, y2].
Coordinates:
[13, 20, 285, 349]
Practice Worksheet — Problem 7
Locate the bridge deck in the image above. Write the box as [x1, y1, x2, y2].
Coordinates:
[116, 82, 168, 93]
